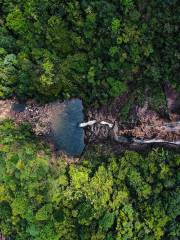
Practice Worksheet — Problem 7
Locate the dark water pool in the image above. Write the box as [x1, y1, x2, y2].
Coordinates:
[12, 100, 85, 156]
[12, 103, 26, 112]
[50, 99, 85, 156]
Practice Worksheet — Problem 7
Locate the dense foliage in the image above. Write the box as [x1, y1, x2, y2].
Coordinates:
[0, 121, 179, 239]
[0, 1, 179, 239]
[0, 0, 179, 104]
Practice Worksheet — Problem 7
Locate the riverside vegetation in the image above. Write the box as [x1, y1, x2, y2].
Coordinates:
[0, 0, 180, 239]
[0, 121, 180, 239]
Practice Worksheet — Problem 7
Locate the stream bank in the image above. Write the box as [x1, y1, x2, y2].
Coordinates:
[0, 85, 179, 157]
[0, 99, 85, 156]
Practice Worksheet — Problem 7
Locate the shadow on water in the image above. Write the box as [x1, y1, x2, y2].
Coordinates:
[12, 103, 26, 113]
[49, 99, 85, 156]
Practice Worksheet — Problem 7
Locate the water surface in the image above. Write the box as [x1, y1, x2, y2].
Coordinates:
[12, 103, 26, 112]
[49, 99, 85, 156]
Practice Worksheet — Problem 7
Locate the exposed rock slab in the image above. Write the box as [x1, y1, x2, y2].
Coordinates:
[85, 100, 180, 145]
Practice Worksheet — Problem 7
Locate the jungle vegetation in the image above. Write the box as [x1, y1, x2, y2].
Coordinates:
[0, 0, 180, 239]
[0, 0, 179, 105]
[0, 121, 179, 240]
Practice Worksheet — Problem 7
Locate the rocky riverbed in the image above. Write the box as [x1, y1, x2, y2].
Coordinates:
[84, 85, 180, 145]
[0, 85, 179, 156]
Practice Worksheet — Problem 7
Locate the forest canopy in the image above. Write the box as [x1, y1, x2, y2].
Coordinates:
[0, 121, 179, 239]
[0, 1, 180, 239]
[0, 0, 179, 104]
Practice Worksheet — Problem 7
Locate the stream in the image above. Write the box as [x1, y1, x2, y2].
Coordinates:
[80, 120, 180, 145]
[48, 99, 85, 156]
[0, 98, 180, 156]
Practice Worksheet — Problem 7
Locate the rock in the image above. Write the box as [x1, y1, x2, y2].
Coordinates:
[0, 100, 14, 121]
[164, 84, 180, 121]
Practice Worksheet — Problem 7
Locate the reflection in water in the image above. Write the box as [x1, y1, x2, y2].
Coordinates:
[12, 103, 26, 113]
[49, 99, 85, 156]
